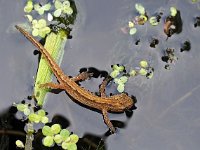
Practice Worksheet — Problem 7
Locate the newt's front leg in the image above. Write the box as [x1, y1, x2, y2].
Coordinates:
[71, 72, 93, 82]
[102, 109, 116, 133]
[99, 76, 112, 97]
[39, 82, 65, 90]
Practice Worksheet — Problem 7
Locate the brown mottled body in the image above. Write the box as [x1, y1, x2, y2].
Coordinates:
[15, 25, 135, 133]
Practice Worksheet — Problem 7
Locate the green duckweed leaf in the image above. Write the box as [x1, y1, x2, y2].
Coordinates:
[139, 68, 148, 76]
[67, 143, 77, 150]
[16, 140, 24, 148]
[43, 3, 51, 11]
[119, 76, 128, 84]
[16, 104, 27, 112]
[28, 113, 41, 123]
[54, 9, 62, 17]
[42, 126, 53, 136]
[23, 108, 31, 116]
[54, 134, 63, 144]
[110, 70, 120, 78]
[41, 116, 49, 124]
[63, 6, 73, 15]
[129, 28, 137, 35]
[69, 134, 79, 144]
[112, 65, 125, 72]
[38, 19, 47, 28]
[62, 142, 68, 150]
[170, 7, 177, 17]
[149, 16, 159, 26]
[60, 129, 70, 141]
[147, 71, 154, 79]
[63, 1, 70, 7]
[38, 109, 46, 117]
[24, 0, 33, 13]
[51, 124, 61, 134]
[139, 60, 148, 68]
[129, 69, 137, 77]
[117, 84, 125, 93]
[54, 0, 62, 9]
[135, 3, 145, 15]
[25, 15, 33, 22]
[128, 21, 134, 28]
[32, 28, 39, 37]
[43, 136, 54, 147]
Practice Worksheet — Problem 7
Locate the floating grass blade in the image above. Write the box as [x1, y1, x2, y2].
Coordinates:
[34, 30, 67, 106]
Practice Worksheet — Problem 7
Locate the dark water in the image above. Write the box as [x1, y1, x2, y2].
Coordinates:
[0, 0, 200, 149]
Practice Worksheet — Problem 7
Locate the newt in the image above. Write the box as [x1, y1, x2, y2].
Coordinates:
[15, 25, 135, 133]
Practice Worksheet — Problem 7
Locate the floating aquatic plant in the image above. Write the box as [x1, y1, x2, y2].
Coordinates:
[42, 125, 79, 149]
[170, 7, 177, 17]
[34, 3, 51, 15]
[54, 0, 73, 17]
[16, 140, 25, 148]
[31, 19, 51, 38]
[135, 3, 145, 15]
[24, 0, 33, 13]
[129, 27, 137, 35]
[149, 16, 159, 26]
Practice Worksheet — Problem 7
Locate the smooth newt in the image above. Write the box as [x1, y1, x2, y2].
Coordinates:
[15, 25, 135, 133]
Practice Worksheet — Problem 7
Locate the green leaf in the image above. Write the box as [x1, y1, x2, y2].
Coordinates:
[110, 70, 120, 78]
[117, 84, 125, 93]
[139, 68, 148, 76]
[28, 113, 41, 123]
[139, 60, 148, 68]
[24, 0, 33, 13]
[38, 109, 46, 117]
[25, 15, 33, 22]
[16, 140, 24, 148]
[51, 124, 61, 134]
[54, 9, 62, 17]
[170, 7, 177, 17]
[69, 134, 79, 144]
[54, 134, 63, 144]
[129, 28, 137, 35]
[129, 69, 136, 77]
[16, 104, 27, 112]
[54, 0, 62, 9]
[32, 28, 39, 37]
[135, 3, 145, 15]
[149, 16, 159, 26]
[128, 21, 134, 28]
[42, 126, 53, 136]
[63, 1, 70, 7]
[60, 129, 70, 141]
[119, 76, 128, 84]
[23, 108, 31, 116]
[63, 6, 73, 15]
[43, 3, 51, 11]
[38, 19, 47, 28]
[112, 64, 125, 72]
[62, 142, 68, 150]
[43, 136, 54, 147]
[41, 116, 49, 124]
[67, 143, 77, 150]
[147, 71, 154, 79]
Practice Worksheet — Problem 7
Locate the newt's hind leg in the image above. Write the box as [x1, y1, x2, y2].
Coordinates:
[102, 109, 116, 133]
[39, 82, 65, 90]
[71, 72, 93, 82]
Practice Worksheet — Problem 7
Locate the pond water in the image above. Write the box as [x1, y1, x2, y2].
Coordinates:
[0, 0, 200, 149]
